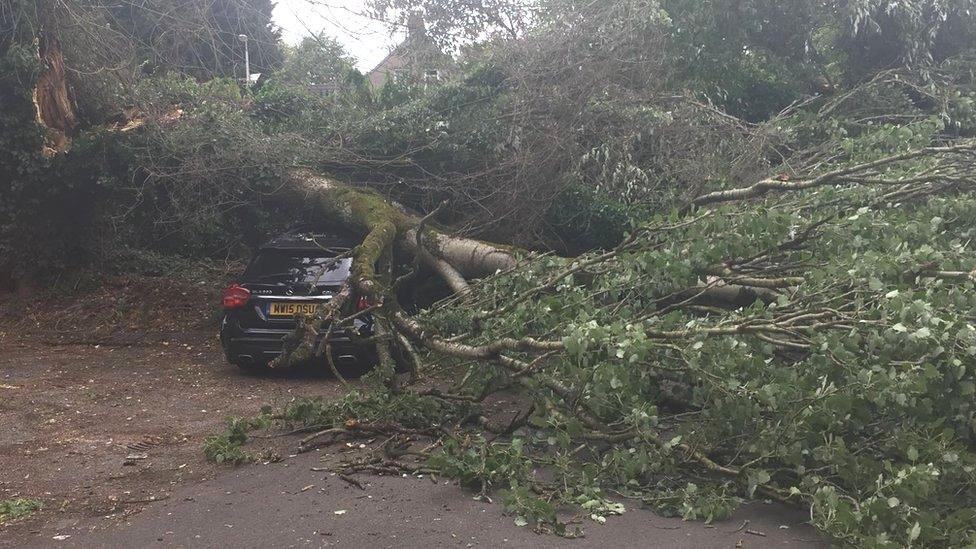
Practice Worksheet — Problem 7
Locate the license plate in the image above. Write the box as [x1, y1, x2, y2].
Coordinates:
[268, 302, 320, 317]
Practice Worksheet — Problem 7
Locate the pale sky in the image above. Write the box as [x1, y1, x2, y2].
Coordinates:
[273, 0, 405, 71]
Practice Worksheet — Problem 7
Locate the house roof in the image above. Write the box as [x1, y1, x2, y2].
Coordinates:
[367, 43, 404, 79]
[366, 14, 437, 85]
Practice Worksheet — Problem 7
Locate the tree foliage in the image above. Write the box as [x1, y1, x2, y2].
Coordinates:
[373, 0, 976, 119]
[275, 32, 359, 88]
[102, 0, 283, 79]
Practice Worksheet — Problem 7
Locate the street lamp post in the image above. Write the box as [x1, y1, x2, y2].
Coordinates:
[238, 34, 250, 86]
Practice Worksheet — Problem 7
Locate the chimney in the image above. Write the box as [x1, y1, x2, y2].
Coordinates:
[407, 11, 425, 38]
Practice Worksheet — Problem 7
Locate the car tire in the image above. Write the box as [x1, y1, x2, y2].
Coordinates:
[334, 344, 409, 376]
[329, 354, 374, 378]
[390, 342, 412, 374]
[234, 359, 268, 373]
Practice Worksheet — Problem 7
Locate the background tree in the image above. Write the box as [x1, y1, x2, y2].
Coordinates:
[276, 32, 358, 88]
[102, 0, 283, 79]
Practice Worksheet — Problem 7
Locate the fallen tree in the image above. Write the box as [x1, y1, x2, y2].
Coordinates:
[228, 131, 976, 546]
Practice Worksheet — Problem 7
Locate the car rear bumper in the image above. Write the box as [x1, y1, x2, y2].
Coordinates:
[220, 325, 373, 367]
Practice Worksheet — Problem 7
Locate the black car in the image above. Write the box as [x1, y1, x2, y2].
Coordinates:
[218, 233, 375, 373]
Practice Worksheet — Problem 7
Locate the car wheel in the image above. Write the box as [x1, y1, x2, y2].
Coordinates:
[322, 347, 379, 378]
[330, 357, 373, 378]
[390, 342, 413, 374]
[234, 359, 268, 373]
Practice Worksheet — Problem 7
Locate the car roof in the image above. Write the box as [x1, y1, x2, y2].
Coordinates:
[259, 233, 356, 252]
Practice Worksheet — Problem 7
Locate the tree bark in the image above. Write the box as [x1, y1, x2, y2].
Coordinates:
[33, 32, 76, 155]
[288, 170, 518, 282]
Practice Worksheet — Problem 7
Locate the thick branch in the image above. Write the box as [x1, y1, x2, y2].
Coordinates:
[693, 143, 976, 206]
[288, 170, 518, 281]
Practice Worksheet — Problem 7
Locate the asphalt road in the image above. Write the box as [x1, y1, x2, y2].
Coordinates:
[21, 450, 827, 549]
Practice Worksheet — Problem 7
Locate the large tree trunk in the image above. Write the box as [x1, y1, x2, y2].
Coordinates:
[33, 32, 76, 155]
[290, 170, 517, 281]
[271, 171, 519, 369]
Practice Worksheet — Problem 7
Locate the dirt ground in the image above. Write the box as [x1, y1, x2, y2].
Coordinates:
[0, 277, 828, 548]
[0, 325, 342, 542]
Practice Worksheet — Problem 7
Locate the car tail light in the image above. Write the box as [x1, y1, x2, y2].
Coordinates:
[356, 295, 373, 312]
[222, 284, 251, 309]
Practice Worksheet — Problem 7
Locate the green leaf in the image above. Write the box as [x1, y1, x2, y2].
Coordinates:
[513, 516, 528, 527]
[908, 522, 921, 542]
[747, 470, 771, 497]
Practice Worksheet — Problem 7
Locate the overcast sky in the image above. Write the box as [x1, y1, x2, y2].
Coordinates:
[272, 0, 405, 71]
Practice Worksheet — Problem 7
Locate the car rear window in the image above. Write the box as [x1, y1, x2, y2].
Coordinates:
[244, 250, 351, 285]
